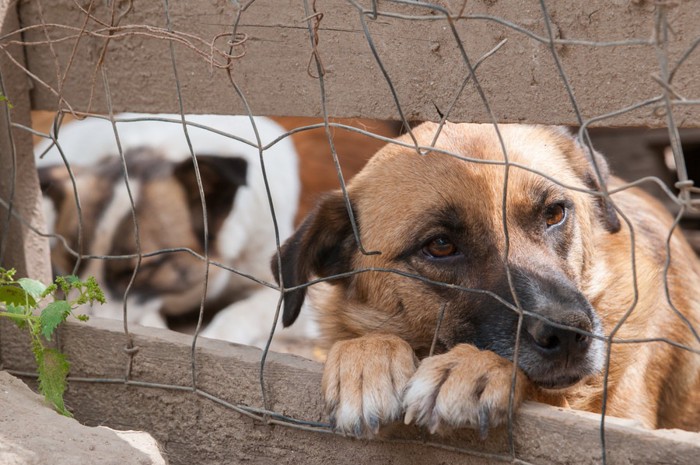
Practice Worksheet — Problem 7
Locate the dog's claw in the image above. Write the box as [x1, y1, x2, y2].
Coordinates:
[352, 421, 364, 438]
[367, 414, 380, 435]
[428, 415, 441, 435]
[478, 406, 490, 440]
[404, 407, 415, 425]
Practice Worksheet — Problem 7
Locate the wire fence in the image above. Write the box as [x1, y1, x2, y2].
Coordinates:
[1, 1, 700, 464]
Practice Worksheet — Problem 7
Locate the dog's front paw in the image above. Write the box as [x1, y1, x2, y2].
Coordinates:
[403, 344, 526, 437]
[322, 334, 418, 437]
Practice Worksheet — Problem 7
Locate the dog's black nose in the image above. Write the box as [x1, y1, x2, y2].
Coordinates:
[526, 319, 591, 358]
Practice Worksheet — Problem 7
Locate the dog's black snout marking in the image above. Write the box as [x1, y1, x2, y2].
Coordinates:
[510, 267, 597, 362]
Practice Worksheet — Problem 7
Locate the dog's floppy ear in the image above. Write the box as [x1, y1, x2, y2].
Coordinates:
[37, 165, 79, 209]
[581, 146, 621, 234]
[556, 128, 621, 234]
[271, 191, 356, 327]
[174, 155, 248, 243]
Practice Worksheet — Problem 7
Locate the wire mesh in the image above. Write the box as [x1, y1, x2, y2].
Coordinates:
[1, 1, 699, 464]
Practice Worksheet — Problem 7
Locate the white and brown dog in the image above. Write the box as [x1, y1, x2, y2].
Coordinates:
[36, 113, 316, 349]
[274, 122, 700, 436]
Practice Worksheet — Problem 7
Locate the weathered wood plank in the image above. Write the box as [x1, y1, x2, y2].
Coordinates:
[13, 0, 700, 127]
[1, 317, 699, 465]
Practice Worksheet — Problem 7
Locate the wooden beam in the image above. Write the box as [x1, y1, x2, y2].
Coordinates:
[13, 1, 700, 127]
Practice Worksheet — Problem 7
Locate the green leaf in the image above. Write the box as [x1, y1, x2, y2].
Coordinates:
[18, 278, 48, 300]
[0, 285, 36, 307]
[40, 301, 71, 341]
[6, 304, 28, 315]
[5, 303, 24, 315]
[4, 303, 28, 329]
[37, 348, 71, 416]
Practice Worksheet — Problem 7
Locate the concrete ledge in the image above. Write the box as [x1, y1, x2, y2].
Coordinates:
[15, 0, 700, 127]
[1, 317, 698, 465]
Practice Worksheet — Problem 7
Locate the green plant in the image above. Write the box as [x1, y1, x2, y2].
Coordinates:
[0, 92, 13, 109]
[0, 267, 105, 416]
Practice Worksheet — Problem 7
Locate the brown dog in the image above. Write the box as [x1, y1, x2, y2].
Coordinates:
[273, 122, 700, 437]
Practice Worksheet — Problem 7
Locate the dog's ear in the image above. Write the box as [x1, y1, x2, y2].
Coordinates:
[271, 191, 356, 327]
[38, 165, 76, 209]
[174, 155, 248, 243]
[556, 128, 621, 234]
[585, 149, 622, 234]
[580, 146, 621, 234]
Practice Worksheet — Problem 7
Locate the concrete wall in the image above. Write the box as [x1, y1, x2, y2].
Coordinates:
[2, 317, 700, 465]
[0, 0, 51, 283]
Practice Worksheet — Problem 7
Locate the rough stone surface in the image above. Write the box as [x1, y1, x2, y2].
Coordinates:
[0, 371, 166, 465]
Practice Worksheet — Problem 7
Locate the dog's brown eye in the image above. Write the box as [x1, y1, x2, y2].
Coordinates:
[545, 204, 566, 228]
[424, 236, 458, 258]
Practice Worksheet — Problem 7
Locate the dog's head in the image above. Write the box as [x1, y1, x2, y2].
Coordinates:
[273, 122, 620, 390]
[39, 147, 247, 314]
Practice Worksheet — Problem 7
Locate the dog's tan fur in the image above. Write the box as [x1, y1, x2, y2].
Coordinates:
[275, 122, 700, 435]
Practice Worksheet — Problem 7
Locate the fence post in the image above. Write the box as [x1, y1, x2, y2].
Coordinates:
[0, 0, 51, 283]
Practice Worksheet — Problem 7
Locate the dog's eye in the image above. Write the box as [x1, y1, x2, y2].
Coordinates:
[545, 203, 567, 228]
[423, 236, 459, 258]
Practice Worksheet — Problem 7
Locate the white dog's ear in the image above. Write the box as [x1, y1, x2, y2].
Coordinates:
[271, 191, 356, 327]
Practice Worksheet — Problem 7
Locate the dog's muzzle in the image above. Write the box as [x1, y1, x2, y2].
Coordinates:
[511, 269, 604, 390]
